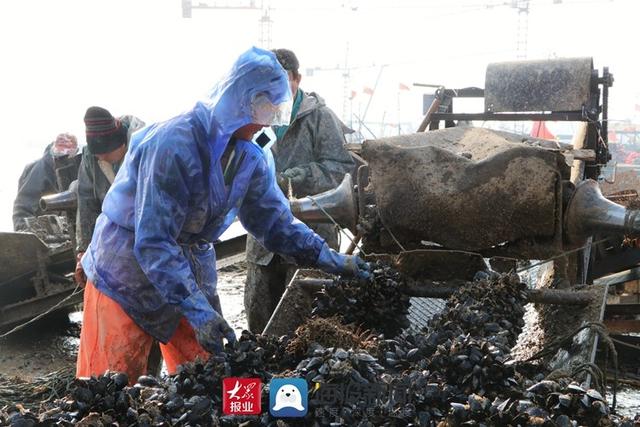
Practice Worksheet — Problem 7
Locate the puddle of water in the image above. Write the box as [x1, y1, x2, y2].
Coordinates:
[609, 387, 640, 419]
[0, 310, 79, 380]
[217, 263, 248, 335]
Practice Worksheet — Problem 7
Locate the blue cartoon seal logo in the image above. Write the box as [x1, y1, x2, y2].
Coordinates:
[269, 378, 307, 417]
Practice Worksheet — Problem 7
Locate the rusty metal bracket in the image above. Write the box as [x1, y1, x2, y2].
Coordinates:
[32, 248, 50, 296]
[416, 86, 445, 132]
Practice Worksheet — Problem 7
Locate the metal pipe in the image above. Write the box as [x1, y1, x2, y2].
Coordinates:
[39, 180, 78, 212]
[570, 122, 588, 184]
[293, 278, 593, 306]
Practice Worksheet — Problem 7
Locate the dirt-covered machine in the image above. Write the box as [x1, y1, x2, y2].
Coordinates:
[292, 57, 621, 281]
[0, 185, 80, 329]
[269, 57, 630, 379]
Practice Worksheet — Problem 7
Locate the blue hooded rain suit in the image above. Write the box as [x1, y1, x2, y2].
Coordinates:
[76, 48, 329, 381]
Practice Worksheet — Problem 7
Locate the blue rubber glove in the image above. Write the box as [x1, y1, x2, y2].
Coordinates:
[182, 292, 237, 354]
[194, 315, 237, 354]
[316, 243, 371, 279]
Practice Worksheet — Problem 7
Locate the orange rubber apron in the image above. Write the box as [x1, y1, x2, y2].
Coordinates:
[76, 280, 209, 384]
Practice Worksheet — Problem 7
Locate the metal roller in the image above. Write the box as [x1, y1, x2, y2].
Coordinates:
[484, 57, 594, 113]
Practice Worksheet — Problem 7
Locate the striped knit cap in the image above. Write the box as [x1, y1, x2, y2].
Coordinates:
[84, 106, 126, 155]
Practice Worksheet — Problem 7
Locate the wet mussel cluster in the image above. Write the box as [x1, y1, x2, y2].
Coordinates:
[294, 346, 384, 386]
[312, 261, 411, 337]
[1, 268, 637, 426]
[0, 332, 294, 426]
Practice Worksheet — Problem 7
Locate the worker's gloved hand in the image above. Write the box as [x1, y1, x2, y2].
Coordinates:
[74, 252, 87, 287]
[316, 243, 371, 280]
[194, 314, 237, 354]
[276, 173, 289, 193]
[281, 167, 308, 184]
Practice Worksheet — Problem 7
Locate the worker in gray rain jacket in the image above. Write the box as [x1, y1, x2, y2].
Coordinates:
[244, 48, 355, 333]
[74, 107, 145, 285]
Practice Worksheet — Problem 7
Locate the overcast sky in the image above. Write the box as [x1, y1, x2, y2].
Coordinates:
[0, 0, 637, 230]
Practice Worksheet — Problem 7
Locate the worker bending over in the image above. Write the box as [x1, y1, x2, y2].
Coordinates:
[76, 47, 369, 383]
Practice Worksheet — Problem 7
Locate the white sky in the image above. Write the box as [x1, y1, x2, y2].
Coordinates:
[0, 0, 638, 231]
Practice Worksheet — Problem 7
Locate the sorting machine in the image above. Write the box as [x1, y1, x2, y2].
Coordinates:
[269, 57, 632, 378]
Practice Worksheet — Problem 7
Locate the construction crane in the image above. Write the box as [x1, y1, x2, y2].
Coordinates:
[491, 0, 565, 60]
[512, 0, 530, 59]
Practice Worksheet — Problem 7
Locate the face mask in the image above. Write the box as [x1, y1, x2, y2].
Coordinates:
[250, 93, 292, 126]
[51, 147, 77, 158]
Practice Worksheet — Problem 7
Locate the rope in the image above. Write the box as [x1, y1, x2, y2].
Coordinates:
[522, 321, 618, 410]
[304, 189, 408, 254]
[0, 284, 82, 339]
[378, 216, 406, 252]
[516, 237, 609, 274]
[609, 336, 640, 352]
[307, 195, 368, 256]
[570, 362, 605, 395]
[0, 366, 75, 409]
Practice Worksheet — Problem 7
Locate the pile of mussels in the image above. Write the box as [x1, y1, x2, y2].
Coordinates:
[1, 268, 637, 426]
[312, 261, 411, 337]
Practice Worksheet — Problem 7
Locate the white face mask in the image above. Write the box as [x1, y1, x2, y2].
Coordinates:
[250, 93, 292, 126]
[51, 146, 78, 157]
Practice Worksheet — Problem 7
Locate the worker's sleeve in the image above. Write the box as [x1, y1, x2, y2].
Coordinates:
[239, 153, 325, 266]
[12, 162, 46, 231]
[132, 142, 216, 328]
[75, 153, 101, 253]
[293, 107, 355, 195]
[120, 115, 146, 138]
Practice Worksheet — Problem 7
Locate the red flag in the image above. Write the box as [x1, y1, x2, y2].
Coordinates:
[608, 130, 618, 142]
[530, 121, 556, 140]
[626, 152, 640, 164]
[398, 83, 410, 91]
[349, 90, 357, 100]
[635, 104, 640, 112]
[363, 86, 374, 96]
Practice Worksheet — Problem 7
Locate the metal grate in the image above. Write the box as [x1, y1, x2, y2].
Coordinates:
[405, 297, 447, 334]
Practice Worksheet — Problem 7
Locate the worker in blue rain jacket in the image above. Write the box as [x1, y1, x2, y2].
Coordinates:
[76, 47, 370, 384]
